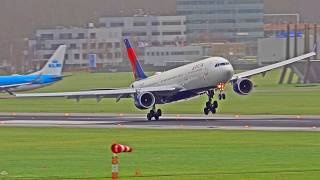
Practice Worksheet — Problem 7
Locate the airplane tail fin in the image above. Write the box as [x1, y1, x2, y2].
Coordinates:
[33, 45, 67, 76]
[312, 42, 318, 54]
[124, 39, 147, 80]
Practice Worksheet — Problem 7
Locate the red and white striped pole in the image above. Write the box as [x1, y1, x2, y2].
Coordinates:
[111, 144, 133, 180]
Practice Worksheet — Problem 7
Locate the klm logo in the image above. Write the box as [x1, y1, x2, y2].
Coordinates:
[48, 59, 62, 68]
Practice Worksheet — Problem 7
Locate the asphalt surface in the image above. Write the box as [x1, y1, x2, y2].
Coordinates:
[1, 113, 320, 131]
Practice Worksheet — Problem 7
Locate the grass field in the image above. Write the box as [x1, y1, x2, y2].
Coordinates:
[1, 127, 320, 179]
[0, 70, 319, 115]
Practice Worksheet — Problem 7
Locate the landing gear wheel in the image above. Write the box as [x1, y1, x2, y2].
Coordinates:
[154, 113, 160, 121]
[218, 94, 222, 100]
[150, 110, 155, 116]
[222, 93, 226, 100]
[204, 107, 209, 115]
[213, 101, 218, 108]
[210, 106, 216, 114]
[146, 106, 162, 121]
[157, 109, 162, 117]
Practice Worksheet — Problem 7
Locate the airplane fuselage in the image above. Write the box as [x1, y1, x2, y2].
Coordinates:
[0, 75, 62, 92]
[132, 57, 234, 103]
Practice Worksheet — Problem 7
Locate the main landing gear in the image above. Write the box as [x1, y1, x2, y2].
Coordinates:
[204, 90, 218, 115]
[147, 105, 162, 121]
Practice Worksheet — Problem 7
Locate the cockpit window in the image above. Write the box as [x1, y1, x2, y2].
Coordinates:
[215, 62, 230, 67]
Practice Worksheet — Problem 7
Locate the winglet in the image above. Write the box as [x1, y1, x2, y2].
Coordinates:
[312, 42, 318, 53]
[124, 38, 147, 80]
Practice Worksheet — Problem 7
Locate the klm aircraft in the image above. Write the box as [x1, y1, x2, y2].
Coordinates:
[0, 45, 67, 94]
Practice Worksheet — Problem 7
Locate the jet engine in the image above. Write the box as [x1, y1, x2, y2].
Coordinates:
[134, 92, 156, 109]
[233, 78, 253, 95]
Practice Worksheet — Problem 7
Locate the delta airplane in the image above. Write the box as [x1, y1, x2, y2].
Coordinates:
[0, 45, 66, 94]
[14, 39, 316, 120]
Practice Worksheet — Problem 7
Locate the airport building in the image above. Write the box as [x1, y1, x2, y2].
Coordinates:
[98, 14, 211, 67]
[28, 14, 212, 70]
[99, 15, 186, 46]
[176, 0, 265, 43]
[143, 45, 207, 67]
[27, 23, 208, 70]
[28, 26, 123, 70]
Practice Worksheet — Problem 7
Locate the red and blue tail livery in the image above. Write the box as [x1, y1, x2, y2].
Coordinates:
[124, 39, 147, 80]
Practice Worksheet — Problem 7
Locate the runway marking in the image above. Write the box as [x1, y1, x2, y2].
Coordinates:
[1, 114, 320, 131]
[237, 120, 314, 123]
[67, 117, 111, 120]
[0, 117, 15, 119]
[2, 120, 125, 125]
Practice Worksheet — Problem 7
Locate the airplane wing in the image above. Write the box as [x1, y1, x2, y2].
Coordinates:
[14, 85, 182, 100]
[81, 88, 120, 91]
[230, 51, 316, 81]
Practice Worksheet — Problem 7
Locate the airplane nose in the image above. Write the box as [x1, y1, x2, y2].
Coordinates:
[226, 70, 233, 79]
[225, 66, 234, 80]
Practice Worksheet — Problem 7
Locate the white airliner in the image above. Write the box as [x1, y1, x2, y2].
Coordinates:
[15, 39, 316, 120]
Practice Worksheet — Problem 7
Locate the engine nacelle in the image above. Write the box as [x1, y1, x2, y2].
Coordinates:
[134, 92, 156, 109]
[233, 78, 253, 95]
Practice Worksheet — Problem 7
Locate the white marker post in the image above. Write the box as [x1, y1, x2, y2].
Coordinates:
[111, 144, 133, 180]
[111, 153, 119, 180]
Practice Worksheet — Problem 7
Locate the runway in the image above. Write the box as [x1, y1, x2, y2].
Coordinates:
[0, 113, 320, 131]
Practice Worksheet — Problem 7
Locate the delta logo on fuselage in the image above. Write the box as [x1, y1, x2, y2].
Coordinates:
[48, 59, 62, 68]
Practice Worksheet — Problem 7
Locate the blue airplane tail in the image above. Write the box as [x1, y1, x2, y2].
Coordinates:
[32, 45, 67, 76]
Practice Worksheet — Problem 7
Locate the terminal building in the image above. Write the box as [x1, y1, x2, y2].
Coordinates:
[176, 0, 265, 43]
[98, 14, 214, 68]
[28, 15, 207, 70]
[28, 25, 123, 70]
[143, 45, 206, 67]
[99, 15, 186, 46]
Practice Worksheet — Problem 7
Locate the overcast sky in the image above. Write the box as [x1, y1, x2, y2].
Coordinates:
[0, 0, 319, 61]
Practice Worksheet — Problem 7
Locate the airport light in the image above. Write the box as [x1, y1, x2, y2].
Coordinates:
[217, 83, 225, 91]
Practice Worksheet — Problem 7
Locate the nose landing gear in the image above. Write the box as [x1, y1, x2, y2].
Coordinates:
[217, 83, 226, 100]
[218, 93, 226, 100]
